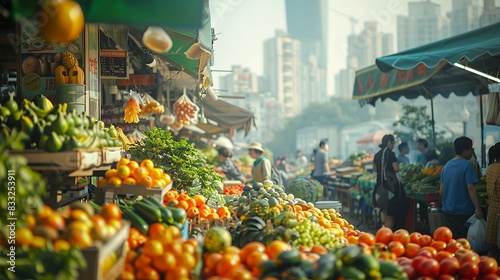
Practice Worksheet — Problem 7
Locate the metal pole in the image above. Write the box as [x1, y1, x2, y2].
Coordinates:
[431, 98, 436, 148]
[479, 95, 485, 168]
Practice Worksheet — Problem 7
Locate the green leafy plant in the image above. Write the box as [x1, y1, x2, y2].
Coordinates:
[436, 140, 455, 165]
[127, 128, 224, 206]
[393, 104, 435, 142]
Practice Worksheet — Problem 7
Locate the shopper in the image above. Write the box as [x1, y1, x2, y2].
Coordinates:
[417, 139, 440, 167]
[293, 150, 309, 171]
[248, 142, 272, 183]
[485, 142, 500, 259]
[311, 139, 330, 185]
[215, 147, 246, 183]
[439, 136, 483, 239]
[373, 134, 408, 230]
[397, 142, 410, 164]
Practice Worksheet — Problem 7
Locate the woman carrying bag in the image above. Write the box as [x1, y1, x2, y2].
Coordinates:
[373, 134, 409, 230]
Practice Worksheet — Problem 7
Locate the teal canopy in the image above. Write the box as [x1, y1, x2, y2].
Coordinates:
[376, 22, 500, 73]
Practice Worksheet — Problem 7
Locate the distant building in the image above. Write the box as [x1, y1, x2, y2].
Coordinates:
[285, 0, 329, 108]
[263, 30, 301, 118]
[448, 0, 481, 36]
[335, 21, 393, 97]
[480, 0, 500, 27]
[218, 65, 260, 108]
[397, 0, 449, 50]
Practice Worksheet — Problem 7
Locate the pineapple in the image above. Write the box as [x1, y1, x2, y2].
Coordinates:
[62, 51, 78, 69]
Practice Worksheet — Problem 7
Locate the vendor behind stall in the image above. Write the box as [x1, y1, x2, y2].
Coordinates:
[215, 148, 246, 183]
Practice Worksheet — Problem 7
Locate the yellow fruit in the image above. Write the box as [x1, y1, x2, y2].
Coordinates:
[39, 0, 84, 44]
[123, 177, 137, 185]
[107, 176, 122, 187]
[117, 158, 130, 168]
[117, 165, 131, 180]
[105, 169, 118, 179]
[140, 159, 155, 171]
[97, 178, 107, 188]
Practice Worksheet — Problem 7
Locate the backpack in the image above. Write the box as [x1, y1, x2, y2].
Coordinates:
[270, 165, 284, 186]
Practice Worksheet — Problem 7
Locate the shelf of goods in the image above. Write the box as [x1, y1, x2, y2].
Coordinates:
[79, 220, 131, 280]
[94, 182, 172, 205]
[10, 147, 123, 209]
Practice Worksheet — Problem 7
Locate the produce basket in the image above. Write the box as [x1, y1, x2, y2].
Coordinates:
[79, 220, 131, 280]
[10, 148, 102, 171]
[94, 182, 172, 205]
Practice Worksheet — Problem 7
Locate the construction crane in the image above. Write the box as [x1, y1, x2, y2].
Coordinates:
[331, 9, 358, 34]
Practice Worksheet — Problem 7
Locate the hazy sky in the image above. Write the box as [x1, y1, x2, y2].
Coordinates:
[209, 0, 459, 94]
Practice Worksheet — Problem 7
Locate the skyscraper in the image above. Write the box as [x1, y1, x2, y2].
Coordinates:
[263, 30, 301, 118]
[449, 0, 481, 36]
[480, 0, 500, 27]
[219, 65, 260, 108]
[285, 0, 328, 107]
[397, 0, 449, 51]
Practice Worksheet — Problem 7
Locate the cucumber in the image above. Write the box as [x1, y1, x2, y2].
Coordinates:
[122, 207, 149, 235]
[132, 201, 163, 224]
[143, 196, 174, 225]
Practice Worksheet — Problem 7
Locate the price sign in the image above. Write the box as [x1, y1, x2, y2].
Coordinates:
[100, 50, 129, 79]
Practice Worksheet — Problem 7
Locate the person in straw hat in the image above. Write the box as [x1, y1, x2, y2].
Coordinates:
[248, 142, 272, 183]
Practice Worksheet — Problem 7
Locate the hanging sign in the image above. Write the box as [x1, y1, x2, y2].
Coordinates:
[100, 50, 129, 79]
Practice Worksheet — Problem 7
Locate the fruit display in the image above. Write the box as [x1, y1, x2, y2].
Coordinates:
[55, 52, 84, 85]
[0, 94, 122, 152]
[164, 189, 231, 223]
[121, 222, 199, 280]
[98, 158, 172, 188]
[173, 93, 198, 126]
[402, 163, 442, 195]
[222, 183, 245, 196]
[139, 93, 164, 116]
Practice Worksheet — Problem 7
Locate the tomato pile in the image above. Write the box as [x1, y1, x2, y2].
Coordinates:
[222, 184, 245, 196]
[352, 226, 500, 279]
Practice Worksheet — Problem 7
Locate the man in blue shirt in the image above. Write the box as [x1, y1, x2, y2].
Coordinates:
[439, 136, 483, 238]
[397, 142, 410, 164]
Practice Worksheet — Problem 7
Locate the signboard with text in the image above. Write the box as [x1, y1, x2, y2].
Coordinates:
[100, 50, 129, 79]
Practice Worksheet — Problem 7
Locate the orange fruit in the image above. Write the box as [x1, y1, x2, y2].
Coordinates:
[149, 168, 163, 179]
[117, 165, 131, 180]
[135, 266, 160, 280]
[178, 193, 190, 201]
[53, 239, 71, 252]
[97, 178, 107, 188]
[177, 200, 189, 210]
[375, 227, 393, 245]
[166, 225, 181, 240]
[16, 228, 33, 246]
[187, 207, 200, 219]
[105, 169, 118, 179]
[139, 176, 154, 188]
[132, 167, 149, 181]
[246, 251, 269, 269]
[140, 159, 155, 171]
[186, 198, 197, 209]
[152, 179, 165, 188]
[193, 195, 206, 207]
[358, 233, 376, 246]
[116, 158, 130, 168]
[143, 240, 164, 257]
[128, 160, 140, 172]
[162, 174, 172, 185]
[26, 214, 36, 229]
[153, 252, 177, 272]
[265, 240, 292, 259]
[165, 191, 177, 201]
[123, 177, 137, 185]
[206, 213, 219, 220]
[107, 176, 122, 187]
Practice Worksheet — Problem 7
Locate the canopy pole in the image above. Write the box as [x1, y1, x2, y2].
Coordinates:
[431, 98, 436, 148]
[479, 95, 485, 168]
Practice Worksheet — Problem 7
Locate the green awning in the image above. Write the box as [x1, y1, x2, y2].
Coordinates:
[203, 98, 255, 137]
[12, 0, 205, 31]
[376, 22, 500, 73]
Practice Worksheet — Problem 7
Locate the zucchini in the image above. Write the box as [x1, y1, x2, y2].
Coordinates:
[132, 201, 163, 224]
[122, 207, 149, 235]
[87, 200, 101, 214]
[143, 196, 175, 225]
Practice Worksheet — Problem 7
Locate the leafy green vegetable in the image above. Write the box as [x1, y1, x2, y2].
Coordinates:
[127, 128, 225, 206]
[287, 179, 323, 203]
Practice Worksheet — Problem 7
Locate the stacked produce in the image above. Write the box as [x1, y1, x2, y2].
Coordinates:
[139, 94, 164, 116]
[164, 189, 231, 221]
[287, 179, 323, 203]
[0, 94, 122, 151]
[1, 202, 125, 279]
[98, 157, 172, 188]
[55, 51, 84, 85]
[122, 222, 199, 280]
[400, 163, 443, 195]
[222, 183, 245, 196]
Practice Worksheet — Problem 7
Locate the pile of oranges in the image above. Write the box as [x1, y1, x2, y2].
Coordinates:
[164, 190, 231, 221]
[121, 223, 199, 280]
[98, 158, 172, 188]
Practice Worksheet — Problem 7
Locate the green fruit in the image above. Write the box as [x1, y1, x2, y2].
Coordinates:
[20, 115, 34, 135]
[379, 260, 405, 279]
[64, 136, 82, 150]
[50, 112, 68, 135]
[38, 134, 49, 150]
[339, 267, 366, 280]
[352, 254, 380, 278]
[275, 249, 301, 267]
[204, 227, 232, 253]
[107, 125, 118, 139]
[32, 94, 53, 111]
[4, 95, 18, 113]
[340, 245, 362, 266]
[281, 267, 307, 280]
[45, 131, 63, 152]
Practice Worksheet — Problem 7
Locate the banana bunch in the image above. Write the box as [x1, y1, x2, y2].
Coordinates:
[116, 127, 134, 149]
[123, 98, 141, 123]
[139, 100, 164, 116]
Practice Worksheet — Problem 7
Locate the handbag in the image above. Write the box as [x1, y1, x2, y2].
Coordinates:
[382, 148, 403, 198]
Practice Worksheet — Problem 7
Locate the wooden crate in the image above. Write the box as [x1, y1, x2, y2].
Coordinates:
[11, 148, 102, 171]
[79, 220, 130, 280]
[189, 212, 240, 232]
[94, 182, 172, 205]
[101, 147, 123, 164]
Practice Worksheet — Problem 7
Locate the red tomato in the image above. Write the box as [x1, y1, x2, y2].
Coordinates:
[410, 232, 423, 244]
[402, 264, 418, 280]
[416, 249, 434, 259]
[397, 256, 412, 266]
[418, 258, 440, 277]
[459, 252, 480, 265]
[405, 243, 421, 258]
[479, 257, 499, 276]
[445, 241, 463, 253]
[439, 257, 460, 276]
[437, 275, 455, 280]
[412, 255, 430, 270]
[433, 226, 453, 243]
[482, 273, 500, 280]
[459, 262, 479, 278]
[388, 241, 405, 257]
[393, 229, 410, 245]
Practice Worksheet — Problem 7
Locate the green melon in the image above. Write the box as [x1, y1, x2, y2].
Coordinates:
[204, 226, 232, 253]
